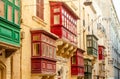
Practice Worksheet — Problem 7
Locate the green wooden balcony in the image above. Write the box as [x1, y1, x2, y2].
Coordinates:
[86, 35, 98, 57]
[0, 17, 20, 47]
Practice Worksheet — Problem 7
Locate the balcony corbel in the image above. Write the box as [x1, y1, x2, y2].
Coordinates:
[57, 42, 68, 55]
[62, 45, 73, 58]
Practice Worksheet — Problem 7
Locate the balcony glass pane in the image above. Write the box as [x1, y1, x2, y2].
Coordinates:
[15, 9, 19, 24]
[8, 0, 13, 2]
[54, 15, 60, 24]
[72, 56, 76, 64]
[15, 0, 19, 6]
[87, 41, 92, 47]
[42, 43, 45, 56]
[49, 46, 52, 58]
[8, 5, 12, 21]
[33, 35, 40, 41]
[33, 43, 40, 56]
[0, 1, 4, 17]
[62, 16, 64, 26]
[54, 8, 60, 13]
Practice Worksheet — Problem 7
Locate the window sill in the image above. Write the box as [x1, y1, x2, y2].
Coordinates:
[32, 16, 47, 27]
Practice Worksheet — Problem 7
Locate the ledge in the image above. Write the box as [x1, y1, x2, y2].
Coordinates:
[32, 16, 47, 27]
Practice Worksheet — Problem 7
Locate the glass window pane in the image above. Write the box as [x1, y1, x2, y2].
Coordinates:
[42, 43, 45, 56]
[8, 0, 13, 2]
[72, 56, 76, 64]
[33, 35, 40, 41]
[54, 15, 60, 24]
[0, 1, 5, 17]
[8, 5, 12, 21]
[15, 0, 19, 6]
[49, 46, 52, 58]
[15, 10, 19, 24]
[33, 43, 40, 56]
[46, 45, 49, 57]
[54, 8, 60, 13]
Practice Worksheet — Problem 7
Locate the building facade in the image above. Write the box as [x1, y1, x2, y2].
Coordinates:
[0, 0, 21, 79]
[0, 0, 120, 79]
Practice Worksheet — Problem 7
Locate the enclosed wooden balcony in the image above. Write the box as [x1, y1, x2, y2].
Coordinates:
[71, 48, 85, 76]
[50, 1, 79, 58]
[0, 0, 20, 57]
[31, 29, 58, 75]
[86, 35, 98, 57]
[98, 45, 105, 60]
[84, 59, 92, 79]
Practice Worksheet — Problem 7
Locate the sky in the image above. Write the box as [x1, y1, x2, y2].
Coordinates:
[113, 0, 120, 21]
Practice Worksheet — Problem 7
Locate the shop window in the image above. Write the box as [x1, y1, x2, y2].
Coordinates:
[32, 43, 40, 56]
[0, 1, 5, 17]
[8, 5, 12, 21]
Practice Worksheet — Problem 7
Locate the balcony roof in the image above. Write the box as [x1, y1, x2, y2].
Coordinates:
[49, 1, 80, 19]
[31, 28, 58, 40]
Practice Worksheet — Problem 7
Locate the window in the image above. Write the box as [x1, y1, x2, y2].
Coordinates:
[0, 0, 20, 24]
[15, 9, 19, 24]
[0, 0, 5, 17]
[8, 0, 13, 2]
[8, 5, 12, 21]
[54, 8, 60, 13]
[33, 43, 40, 56]
[36, 0, 44, 20]
[15, 0, 19, 6]
[54, 15, 60, 24]
[72, 56, 76, 64]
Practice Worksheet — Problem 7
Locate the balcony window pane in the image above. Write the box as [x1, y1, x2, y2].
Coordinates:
[53, 48, 56, 58]
[8, 0, 12, 2]
[72, 56, 76, 64]
[8, 5, 12, 21]
[42, 43, 45, 56]
[15, 0, 19, 6]
[54, 15, 60, 24]
[15, 10, 19, 24]
[33, 35, 40, 41]
[0, 1, 4, 17]
[62, 16, 64, 25]
[54, 8, 60, 13]
[33, 43, 40, 56]
[49, 46, 52, 58]
[87, 41, 92, 47]
[46, 45, 49, 57]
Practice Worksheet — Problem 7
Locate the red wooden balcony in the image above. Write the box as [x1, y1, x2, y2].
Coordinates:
[98, 45, 105, 60]
[50, 1, 79, 46]
[49, 1, 79, 58]
[31, 30, 58, 75]
[71, 48, 85, 76]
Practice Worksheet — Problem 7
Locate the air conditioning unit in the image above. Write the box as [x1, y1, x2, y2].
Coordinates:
[84, 0, 92, 6]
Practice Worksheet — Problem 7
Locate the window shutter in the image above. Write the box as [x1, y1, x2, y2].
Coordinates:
[36, 0, 44, 20]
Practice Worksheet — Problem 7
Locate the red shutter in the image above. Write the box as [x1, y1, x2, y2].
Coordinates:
[36, 0, 44, 20]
